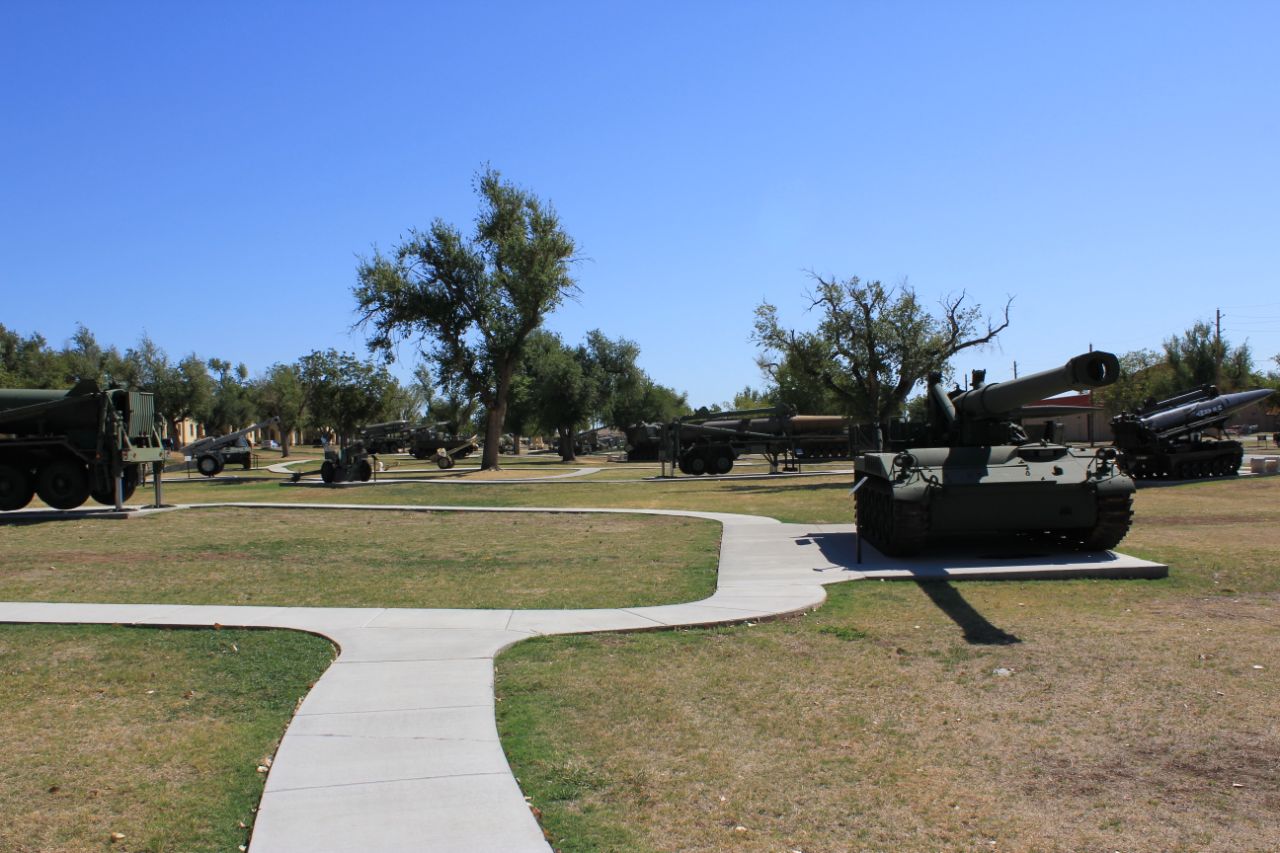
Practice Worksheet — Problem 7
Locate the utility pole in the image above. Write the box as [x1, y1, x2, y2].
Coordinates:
[1215, 308, 1224, 387]
[1012, 361, 1018, 378]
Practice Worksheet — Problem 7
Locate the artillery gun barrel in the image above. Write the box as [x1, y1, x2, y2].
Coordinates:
[952, 351, 1120, 420]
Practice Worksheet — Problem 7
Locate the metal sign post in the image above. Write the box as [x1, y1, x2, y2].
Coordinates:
[849, 477, 868, 565]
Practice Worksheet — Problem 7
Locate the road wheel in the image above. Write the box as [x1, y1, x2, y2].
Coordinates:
[320, 460, 336, 483]
[90, 464, 140, 505]
[707, 450, 733, 475]
[36, 459, 90, 510]
[681, 451, 708, 476]
[197, 454, 224, 477]
[0, 463, 35, 511]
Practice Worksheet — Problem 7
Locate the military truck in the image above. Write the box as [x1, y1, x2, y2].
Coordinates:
[0, 380, 166, 511]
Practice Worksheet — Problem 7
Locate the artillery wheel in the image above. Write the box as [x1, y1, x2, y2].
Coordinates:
[90, 464, 139, 506]
[358, 460, 373, 482]
[855, 475, 927, 557]
[36, 458, 91, 510]
[197, 454, 224, 477]
[707, 449, 734, 475]
[320, 460, 336, 484]
[679, 451, 708, 476]
[1075, 493, 1134, 551]
[0, 463, 35, 511]
[436, 456, 455, 470]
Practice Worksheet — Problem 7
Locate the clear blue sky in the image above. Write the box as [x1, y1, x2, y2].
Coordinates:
[3, 1, 1278, 406]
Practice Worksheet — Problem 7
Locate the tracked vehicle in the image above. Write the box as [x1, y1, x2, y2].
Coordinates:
[854, 351, 1134, 556]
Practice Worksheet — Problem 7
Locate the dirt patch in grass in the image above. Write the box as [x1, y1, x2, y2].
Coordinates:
[0, 624, 333, 853]
[0, 508, 719, 609]
[497, 477, 1280, 852]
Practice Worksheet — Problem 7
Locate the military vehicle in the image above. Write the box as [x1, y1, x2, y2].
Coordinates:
[0, 380, 166, 511]
[290, 442, 375, 484]
[1111, 386, 1275, 479]
[634, 407, 853, 475]
[358, 420, 411, 454]
[854, 351, 1134, 556]
[179, 417, 280, 476]
[409, 422, 477, 469]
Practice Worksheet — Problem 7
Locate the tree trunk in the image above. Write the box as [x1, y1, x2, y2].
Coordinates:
[482, 366, 514, 470]
[559, 425, 577, 462]
[167, 417, 183, 452]
[511, 433, 522, 455]
[281, 425, 291, 459]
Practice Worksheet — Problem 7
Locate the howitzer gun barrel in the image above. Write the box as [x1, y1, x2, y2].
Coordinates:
[953, 351, 1120, 420]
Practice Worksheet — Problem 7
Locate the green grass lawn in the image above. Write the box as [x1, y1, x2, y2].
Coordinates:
[0, 507, 719, 609]
[152, 469, 855, 524]
[495, 476, 1280, 852]
[0, 625, 333, 853]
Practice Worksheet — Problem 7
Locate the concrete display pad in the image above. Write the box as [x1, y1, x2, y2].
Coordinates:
[0, 501, 1166, 851]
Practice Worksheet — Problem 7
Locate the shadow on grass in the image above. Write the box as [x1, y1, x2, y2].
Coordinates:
[916, 580, 1022, 645]
[721, 480, 852, 496]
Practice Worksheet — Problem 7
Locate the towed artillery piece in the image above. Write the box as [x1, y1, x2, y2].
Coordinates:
[178, 417, 280, 477]
[409, 422, 478, 469]
[1111, 386, 1275, 479]
[0, 380, 166, 511]
[358, 420, 411, 454]
[854, 351, 1134, 556]
[647, 407, 852, 475]
[290, 442, 375, 484]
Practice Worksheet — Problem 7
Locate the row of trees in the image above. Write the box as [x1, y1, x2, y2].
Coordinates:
[0, 323, 421, 457]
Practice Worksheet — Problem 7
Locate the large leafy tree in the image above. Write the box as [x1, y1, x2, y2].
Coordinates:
[205, 358, 255, 434]
[754, 275, 1010, 446]
[354, 168, 578, 469]
[298, 349, 394, 447]
[253, 363, 307, 457]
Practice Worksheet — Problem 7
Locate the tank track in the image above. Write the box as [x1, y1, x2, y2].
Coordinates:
[1074, 493, 1134, 551]
[855, 475, 928, 557]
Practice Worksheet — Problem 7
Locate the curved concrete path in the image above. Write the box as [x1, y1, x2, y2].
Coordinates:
[0, 502, 1166, 852]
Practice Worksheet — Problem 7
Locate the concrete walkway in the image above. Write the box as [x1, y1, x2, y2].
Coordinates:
[0, 502, 1166, 852]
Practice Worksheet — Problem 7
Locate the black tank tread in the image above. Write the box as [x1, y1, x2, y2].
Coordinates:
[856, 475, 927, 557]
[1077, 493, 1133, 551]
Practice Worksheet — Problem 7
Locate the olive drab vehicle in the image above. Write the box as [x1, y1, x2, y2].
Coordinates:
[289, 441, 375, 484]
[854, 351, 1135, 556]
[1111, 386, 1275, 479]
[177, 416, 280, 477]
[0, 380, 167, 511]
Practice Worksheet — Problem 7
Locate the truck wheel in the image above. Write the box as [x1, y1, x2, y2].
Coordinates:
[320, 460, 336, 484]
[0, 463, 35, 511]
[90, 465, 140, 505]
[197, 454, 224, 477]
[708, 450, 733, 475]
[36, 459, 91, 510]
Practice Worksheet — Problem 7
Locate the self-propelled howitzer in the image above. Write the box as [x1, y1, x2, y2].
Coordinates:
[854, 351, 1135, 556]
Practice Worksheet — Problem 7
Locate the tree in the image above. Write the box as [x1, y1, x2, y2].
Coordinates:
[253, 363, 307, 457]
[753, 275, 1011, 446]
[354, 167, 578, 469]
[298, 349, 394, 447]
[1163, 321, 1254, 392]
[205, 358, 255, 434]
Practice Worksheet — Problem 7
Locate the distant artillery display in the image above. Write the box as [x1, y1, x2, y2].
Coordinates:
[358, 420, 411, 454]
[1111, 386, 1276, 479]
[855, 351, 1135, 557]
[409, 422, 478, 469]
[290, 442, 375, 484]
[178, 417, 280, 477]
[553, 428, 602, 457]
[627, 406, 854, 475]
[0, 380, 166, 511]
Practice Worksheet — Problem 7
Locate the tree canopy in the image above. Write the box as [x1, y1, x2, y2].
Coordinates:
[354, 167, 578, 469]
[753, 275, 1010, 444]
